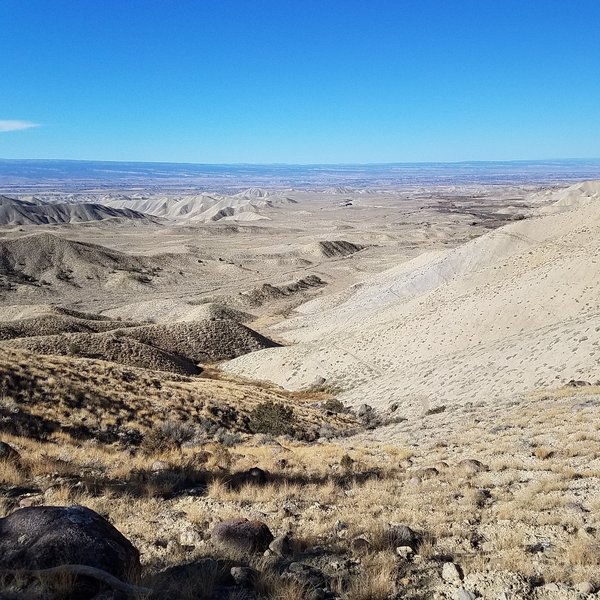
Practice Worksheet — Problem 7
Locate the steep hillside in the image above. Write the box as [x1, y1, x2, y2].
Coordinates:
[0, 195, 155, 225]
[225, 181, 600, 410]
[0, 233, 154, 290]
[0, 346, 355, 443]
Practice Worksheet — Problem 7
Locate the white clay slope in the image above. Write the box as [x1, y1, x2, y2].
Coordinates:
[224, 181, 600, 412]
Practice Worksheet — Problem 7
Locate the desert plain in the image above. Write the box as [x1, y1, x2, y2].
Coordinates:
[1, 173, 600, 599]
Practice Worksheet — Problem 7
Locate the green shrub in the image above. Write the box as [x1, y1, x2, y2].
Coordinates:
[322, 398, 346, 413]
[249, 401, 295, 436]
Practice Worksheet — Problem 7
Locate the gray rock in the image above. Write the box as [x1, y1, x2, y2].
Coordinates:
[442, 562, 463, 584]
[357, 404, 373, 417]
[212, 518, 274, 553]
[455, 589, 475, 600]
[396, 545, 414, 558]
[417, 467, 439, 479]
[179, 526, 202, 546]
[457, 459, 487, 474]
[0, 505, 140, 582]
[269, 533, 292, 556]
[0, 441, 20, 463]
[576, 581, 594, 594]
[350, 535, 371, 554]
[151, 460, 170, 472]
[230, 565, 258, 587]
[286, 562, 327, 589]
[227, 467, 269, 489]
[389, 523, 418, 548]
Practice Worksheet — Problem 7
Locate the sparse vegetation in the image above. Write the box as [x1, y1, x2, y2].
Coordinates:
[248, 400, 296, 436]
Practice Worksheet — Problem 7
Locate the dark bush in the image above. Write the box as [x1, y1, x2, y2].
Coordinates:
[140, 420, 195, 454]
[248, 401, 295, 436]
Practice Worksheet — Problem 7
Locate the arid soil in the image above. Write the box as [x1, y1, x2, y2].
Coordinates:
[2, 182, 598, 599]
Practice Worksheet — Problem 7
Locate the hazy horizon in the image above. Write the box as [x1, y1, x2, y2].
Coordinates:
[2, 157, 599, 193]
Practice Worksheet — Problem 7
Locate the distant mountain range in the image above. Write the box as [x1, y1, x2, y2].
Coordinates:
[1, 158, 599, 193]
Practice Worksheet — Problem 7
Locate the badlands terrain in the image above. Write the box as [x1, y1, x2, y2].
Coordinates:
[1, 175, 600, 599]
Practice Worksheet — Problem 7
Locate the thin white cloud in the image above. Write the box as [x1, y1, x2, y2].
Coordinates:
[0, 120, 40, 133]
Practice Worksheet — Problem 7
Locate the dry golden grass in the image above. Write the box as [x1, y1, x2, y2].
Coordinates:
[0, 346, 357, 445]
[3, 379, 600, 597]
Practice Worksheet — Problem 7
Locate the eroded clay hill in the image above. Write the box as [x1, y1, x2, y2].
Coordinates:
[225, 181, 600, 412]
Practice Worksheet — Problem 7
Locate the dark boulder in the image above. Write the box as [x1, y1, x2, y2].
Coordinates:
[0, 505, 140, 581]
[212, 518, 273, 552]
[0, 441, 21, 463]
[226, 467, 269, 490]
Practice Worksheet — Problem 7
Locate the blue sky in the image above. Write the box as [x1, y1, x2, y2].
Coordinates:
[1, 1, 599, 163]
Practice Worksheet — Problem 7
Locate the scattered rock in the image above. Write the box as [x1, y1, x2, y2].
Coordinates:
[396, 545, 414, 558]
[442, 562, 463, 584]
[227, 466, 269, 489]
[576, 581, 594, 594]
[434, 461, 450, 471]
[269, 533, 292, 557]
[350, 535, 371, 554]
[151, 460, 170, 472]
[230, 565, 258, 587]
[212, 518, 274, 552]
[417, 467, 439, 479]
[455, 588, 475, 600]
[285, 562, 327, 589]
[457, 459, 487, 474]
[389, 524, 419, 548]
[0, 441, 20, 464]
[282, 500, 299, 516]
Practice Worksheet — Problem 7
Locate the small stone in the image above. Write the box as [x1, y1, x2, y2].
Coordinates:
[335, 520, 348, 531]
[396, 545, 414, 558]
[282, 501, 299, 516]
[417, 467, 439, 479]
[230, 566, 257, 587]
[151, 460, 170, 472]
[434, 461, 450, 471]
[269, 534, 292, 556]
[576, 582, 594, 594]
[543, 583, 560, 592]
[457, 459, 487, 474]
[18, 495, 43, 508]
[350, 535, 371, 554]
[357, 404, 373, 417]
[0, 441, 20, 463]
[454, 589, 475, 600]
[179, 527, 202, 546]
[389, 524, 418, 548]
[408, 476, 422, 486]
[442, 562, 463, 584]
